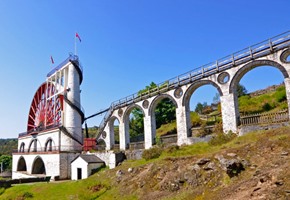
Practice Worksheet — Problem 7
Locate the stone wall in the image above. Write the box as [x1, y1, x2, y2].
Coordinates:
[89, 151, 125, 169]
[238, 122, 289, 136]
[59, 153, 79, 179]
[125, 149, 144, 160]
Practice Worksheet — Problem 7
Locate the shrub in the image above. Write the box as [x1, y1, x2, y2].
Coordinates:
[196, 123, 208, 137]
[190, 112, 202, 127]
[213, 122, 223, 134]
[155, 136, 162, 146]
[142, 146, 163, 160]
[17, 192, 34, 199]
[164, 145, 179, 154]
[262, 102, 272, 111]
[209, 131, 237, 146]
[275, 89, 286, 102]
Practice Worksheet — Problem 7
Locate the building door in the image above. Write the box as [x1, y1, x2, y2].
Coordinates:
[77, 168, 82, 180]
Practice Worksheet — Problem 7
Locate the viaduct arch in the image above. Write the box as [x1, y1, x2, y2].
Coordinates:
[229, 60, 289, 94]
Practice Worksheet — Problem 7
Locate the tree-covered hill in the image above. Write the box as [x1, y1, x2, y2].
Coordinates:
[0, 139, 17, 156]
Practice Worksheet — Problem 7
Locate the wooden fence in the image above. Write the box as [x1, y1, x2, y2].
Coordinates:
[240, 110, 289, 125]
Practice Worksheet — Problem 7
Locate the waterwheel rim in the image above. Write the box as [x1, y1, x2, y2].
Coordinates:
[27, 83, 63, 132]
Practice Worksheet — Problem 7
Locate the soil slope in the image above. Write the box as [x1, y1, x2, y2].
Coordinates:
[103, 127, 290, 200]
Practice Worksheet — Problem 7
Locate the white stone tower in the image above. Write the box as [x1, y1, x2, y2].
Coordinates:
[51, 55, 84, 151]
[12, 55, 84, 180]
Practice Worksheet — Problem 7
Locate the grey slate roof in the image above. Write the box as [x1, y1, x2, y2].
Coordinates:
[71, 154, 105, 164]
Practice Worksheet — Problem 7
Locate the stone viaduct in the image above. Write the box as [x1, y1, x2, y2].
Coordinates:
[97, 32, 290, 151]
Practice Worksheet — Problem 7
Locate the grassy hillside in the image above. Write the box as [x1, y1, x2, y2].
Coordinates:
[1, 126, 289, 199]
[239, 85, 287, 114]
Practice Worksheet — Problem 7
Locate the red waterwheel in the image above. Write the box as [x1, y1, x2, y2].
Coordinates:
[27, 83, 63, 132]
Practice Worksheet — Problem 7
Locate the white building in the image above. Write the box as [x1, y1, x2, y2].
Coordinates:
[71, 154, 105, 180]
[12, 55, 84, 180]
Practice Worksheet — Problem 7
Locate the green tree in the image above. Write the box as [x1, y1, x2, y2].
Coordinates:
[195, 102, 208, 114]
[195, 102, 204, 114]
[0, 139, 17, 155]
[138, 82, 158, 96]
[0, 155, 12, 171]
[131, 82, 176, 132]
[155, 98, 176, 128]
[129, 108, 144, 138]
[138, 81, 169, 96]
[237, 83, 247, 97]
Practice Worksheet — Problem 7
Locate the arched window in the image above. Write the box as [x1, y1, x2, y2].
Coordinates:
[19, 142, 25, 153]
[28, 139, 37, 152]
[17, 157, 27, 171]
[45, 139, 53, 152]
[32, 157, 46, 174]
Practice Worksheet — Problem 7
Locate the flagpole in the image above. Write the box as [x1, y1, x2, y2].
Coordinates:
[74, 32, 77, 56]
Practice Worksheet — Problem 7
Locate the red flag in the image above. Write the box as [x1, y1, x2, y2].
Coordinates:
[50, 56, 54, 64]
[76, 32, 81, 42]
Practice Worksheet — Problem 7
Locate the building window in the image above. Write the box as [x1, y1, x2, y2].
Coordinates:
[45, 139, 53, 152]
[28, 139, 37, 152]
[19, 143, 25, 153]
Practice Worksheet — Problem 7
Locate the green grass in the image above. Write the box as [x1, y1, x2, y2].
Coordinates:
[0, 175, 113, 200]
[161, 142, 218, 158]
[269, 133, 289, 141]
[156, 112, 211, 137]
[0, 188, 5, 196]
[156, 121, 177, 136]
[238, 85, 287, 114]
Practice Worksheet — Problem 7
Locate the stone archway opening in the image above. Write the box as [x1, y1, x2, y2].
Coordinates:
[127, 107, 144, 149]
[109, 117, 120, 150]
[32, 157, 46, 175]
[150, 96, 177, 145]
[231, 63, 289, 127]
[17, 157, 27, 171]
[187, 84, 222, 137]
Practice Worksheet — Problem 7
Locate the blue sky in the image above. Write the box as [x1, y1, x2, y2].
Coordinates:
[0, 0, 289, 138]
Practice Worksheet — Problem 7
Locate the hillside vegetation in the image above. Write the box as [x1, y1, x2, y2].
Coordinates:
[0, 139, 17, 172]
[1, 126, 289, 199]
[0, 139, 17, 156]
